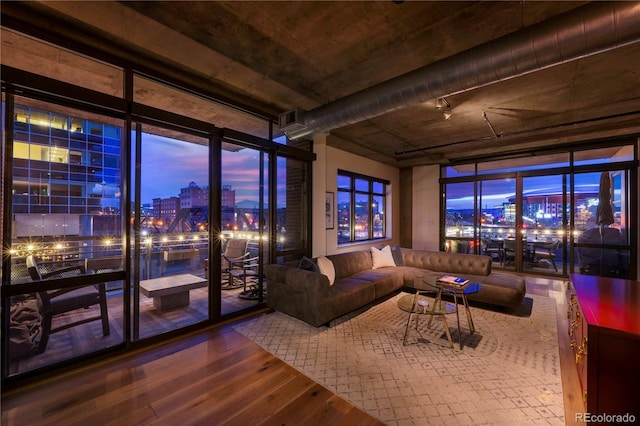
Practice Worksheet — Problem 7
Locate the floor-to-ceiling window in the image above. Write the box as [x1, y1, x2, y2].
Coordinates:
[442, 143, 637, 279]
[132, 124, 210, 340]
[573, 169, 632, 278]
[444, 181, 476, 254]
[521, 174, 567, 275]
[274, 155, 311, 263]
[220, 142, 268, 312]
[2, 97, 126, 377]
[1, 29, 314, 382]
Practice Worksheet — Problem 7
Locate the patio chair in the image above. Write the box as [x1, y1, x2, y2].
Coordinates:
[532, 240, 561, 271]
[221, 238, 249, 289]
[502, 239, 516, 266]
[483, 239, 504, 265]
[26, 255, 110, 354]
[228, 256, 261, 299]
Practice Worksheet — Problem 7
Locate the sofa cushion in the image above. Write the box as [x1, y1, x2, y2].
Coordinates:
[463, 271, 526, 309]
[330, 278, 376, 318]
[317, 256, 336, 285]
[402, 248, 491, 276]
[328, 251, 373, 279]
[391, 244, 404, 266]
[350, 268, 405, 298]
[371, 245, 396, 269]
[297, 256, 319, 273]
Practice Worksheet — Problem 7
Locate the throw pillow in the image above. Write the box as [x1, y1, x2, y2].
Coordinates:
[317, 256, 335, 286]
[297, 256, 319, 273]
[371, 245, 396, 269]
[391, 244, 404, 266]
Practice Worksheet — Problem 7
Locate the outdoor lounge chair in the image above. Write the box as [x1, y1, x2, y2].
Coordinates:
[26, 255, 110, 354]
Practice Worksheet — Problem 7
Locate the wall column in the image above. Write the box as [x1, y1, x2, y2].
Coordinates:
[312, 133, 328, 257]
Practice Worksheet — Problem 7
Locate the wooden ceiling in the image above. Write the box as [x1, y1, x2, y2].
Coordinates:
[2, 1, 639, 167]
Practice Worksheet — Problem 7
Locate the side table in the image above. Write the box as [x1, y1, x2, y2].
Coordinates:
[398, 290, 457, 347]
[420, 276, 482, 349]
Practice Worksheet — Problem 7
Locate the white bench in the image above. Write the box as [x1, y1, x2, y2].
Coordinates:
[140, 273, 207, 311]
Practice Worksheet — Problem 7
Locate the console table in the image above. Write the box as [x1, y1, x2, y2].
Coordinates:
[567, 274, 640, 419]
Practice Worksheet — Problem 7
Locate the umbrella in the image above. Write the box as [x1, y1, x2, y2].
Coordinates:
[595, 171, 614, 227]
[595, 171, 615, 275]
[576, 171, 626, 276]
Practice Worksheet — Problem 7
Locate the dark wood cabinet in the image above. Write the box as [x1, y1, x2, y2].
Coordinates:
[567, 275, 640, 419]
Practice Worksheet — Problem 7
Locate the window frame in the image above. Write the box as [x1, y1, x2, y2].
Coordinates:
[440, 139, 638, 279]
[337, 169, 388, 244]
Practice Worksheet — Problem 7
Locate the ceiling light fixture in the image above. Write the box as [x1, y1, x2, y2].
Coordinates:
[434, 97, 452, 120]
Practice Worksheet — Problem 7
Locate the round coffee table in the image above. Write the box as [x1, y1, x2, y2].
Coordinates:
[398, 291, 457, 347]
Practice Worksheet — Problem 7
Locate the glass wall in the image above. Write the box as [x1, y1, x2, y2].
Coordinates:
[3, 98, 125, 377]
[220, 143, 268, 313]
[442, 144, 636, 279]
[573, 170, 630, 278]
[444, 181, 475, 254]
[478, 179, 517, 270]
[275, 156, 309, 262]
[1, 33, 314, 381]
[521, 174, 567, 275]
[132, 124, 210, 340]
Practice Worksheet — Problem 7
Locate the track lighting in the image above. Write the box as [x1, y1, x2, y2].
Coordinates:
[434, 97, 452, 120]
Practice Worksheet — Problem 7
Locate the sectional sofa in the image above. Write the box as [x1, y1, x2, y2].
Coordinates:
[265, 247, 526, 327]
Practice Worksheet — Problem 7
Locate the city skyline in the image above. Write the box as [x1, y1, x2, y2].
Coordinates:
[445, 174, 610, 211]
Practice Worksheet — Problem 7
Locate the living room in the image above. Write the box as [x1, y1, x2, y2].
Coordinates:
[2, 2, 640, 425]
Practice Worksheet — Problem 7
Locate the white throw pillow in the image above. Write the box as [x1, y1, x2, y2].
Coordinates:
[371, 245, 396, 269]
[317, 256, 336, 286]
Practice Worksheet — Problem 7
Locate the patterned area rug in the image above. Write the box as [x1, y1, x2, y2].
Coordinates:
[234, 292, 564, 425]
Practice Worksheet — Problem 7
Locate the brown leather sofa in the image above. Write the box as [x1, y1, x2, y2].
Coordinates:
[265, 247, 526, 327]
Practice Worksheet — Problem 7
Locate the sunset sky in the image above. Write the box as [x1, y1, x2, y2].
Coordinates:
[139, 133, 286, 205]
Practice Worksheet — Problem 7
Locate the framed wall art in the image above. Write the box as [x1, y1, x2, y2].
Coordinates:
[325, 192, 334, 229]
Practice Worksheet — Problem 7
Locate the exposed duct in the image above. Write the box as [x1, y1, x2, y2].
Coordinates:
[280, 1, 640, 140]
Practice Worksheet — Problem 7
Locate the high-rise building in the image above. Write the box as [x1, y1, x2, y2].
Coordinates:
[10, 105, 121, 237]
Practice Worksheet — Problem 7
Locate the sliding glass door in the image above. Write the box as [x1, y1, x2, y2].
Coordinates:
[220, 143, 268, 314]
[521, 174, 567, 276]
[444, 181, 475, 254]
[132, 124, 210, 340]
[477, 179, 517, 270]
[1, 33, 316, 383]
[442, 144, 636, 279]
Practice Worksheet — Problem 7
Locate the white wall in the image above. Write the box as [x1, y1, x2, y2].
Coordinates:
[411, 165, 440, 251]
[313, 138, 400, 257]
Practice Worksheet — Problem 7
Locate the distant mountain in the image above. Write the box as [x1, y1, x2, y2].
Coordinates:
[236, 199, 259, 209]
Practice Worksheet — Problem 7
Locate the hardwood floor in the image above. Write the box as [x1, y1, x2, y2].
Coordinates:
[1, 312, 383, 426]
[2, 275, 581, 425]
[7, 286, 257, 376]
